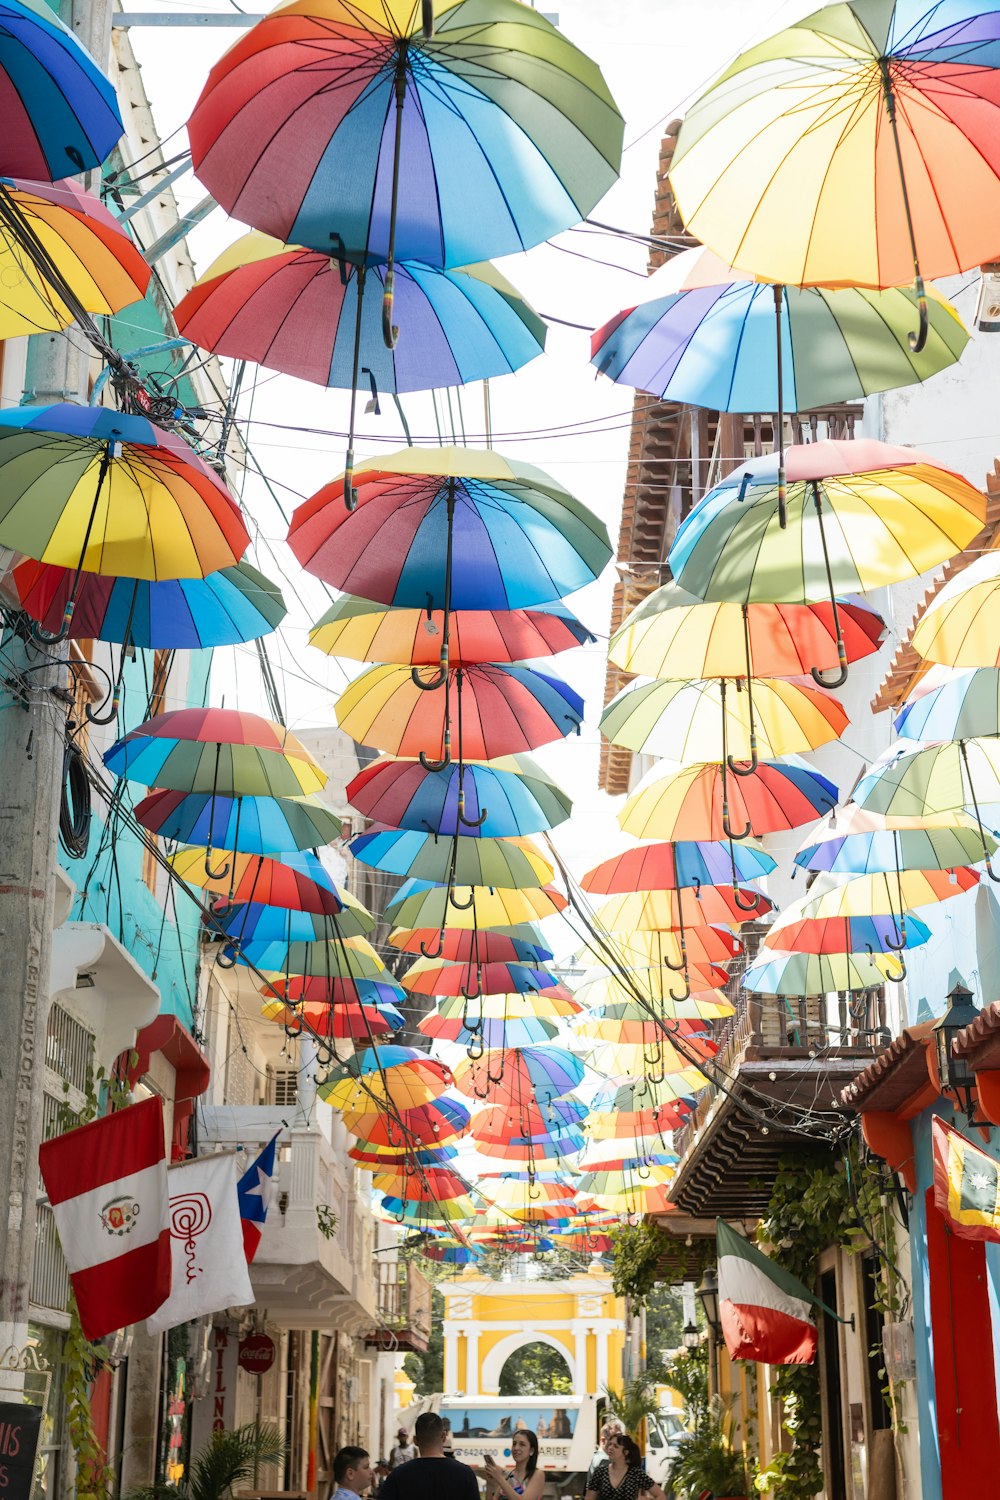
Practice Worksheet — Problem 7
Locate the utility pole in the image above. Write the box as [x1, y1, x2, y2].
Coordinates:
[0, 0, 115, 1358]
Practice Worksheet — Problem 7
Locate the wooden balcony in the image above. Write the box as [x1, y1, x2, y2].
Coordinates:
[365, 1260, 433, 1353]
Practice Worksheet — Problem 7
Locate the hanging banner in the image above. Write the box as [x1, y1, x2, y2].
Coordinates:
[147, 1154, 254, 1334]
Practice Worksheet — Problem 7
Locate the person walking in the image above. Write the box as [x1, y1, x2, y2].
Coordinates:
[585, 1433, 665, 1500]
[588, 1419, 625, 1485]
[483, 1429, 544, 1500]
[390, 1429, 418, 1468]
[379, 1412, 479, 1500]
[332, 1447, 373, 1500]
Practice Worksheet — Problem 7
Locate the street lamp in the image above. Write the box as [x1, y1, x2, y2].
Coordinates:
[933, 981, 986, 1124]
[695, 1268, 720, 1338]
[682, 1323, 700, 1350]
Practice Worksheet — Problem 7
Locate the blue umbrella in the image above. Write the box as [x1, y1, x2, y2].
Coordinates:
[347, 752, 572, 839]
[134, 788, 342, 854]
[0, 0, 123, 179]
[895, 668, 1000, 741]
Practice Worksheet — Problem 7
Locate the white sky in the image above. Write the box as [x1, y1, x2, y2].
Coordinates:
[125, 0, 817, 885]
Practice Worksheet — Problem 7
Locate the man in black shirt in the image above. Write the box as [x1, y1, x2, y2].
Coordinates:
[379, 1412, 479, 1500]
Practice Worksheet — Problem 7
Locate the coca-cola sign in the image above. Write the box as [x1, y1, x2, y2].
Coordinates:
[238, 1334, 276, 1375]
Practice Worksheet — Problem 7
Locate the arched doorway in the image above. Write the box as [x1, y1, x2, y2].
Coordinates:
[498, 1340, 574, 1396]
[480, 1332, 578, 1396]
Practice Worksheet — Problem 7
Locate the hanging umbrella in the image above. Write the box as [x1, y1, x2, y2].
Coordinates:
[452, 1045, 585, 1105]
[170, 846, 343, 916]
[289, 447, 610, 611]
[575, 967, 733, 1020]
[0, 178, 149, 338]
[335, 662, 583, 765]
[766, 911, 931, 957]
[669, 0, 1000, 349]
[582, 838, 774, 900]
[187, 0, 623, 300]
[743, 949, 900, 996]
[11, 558, 284, 649]
[134, 788, 342, 855]
[319, 1044, 452, 1113]
[174, 234, 546, 390]
[592, 245, 968, 408]
[384, 880, 566, 935]
[341, 1095, 471, 1148]
[470, 1098, 587, 1143]
[668, 439, 985, 686]
[403, 959, 563, 999]
[0, 0, 123, 178]
[591, 923, 741, 969]
[347, 753, 571, 838]
[371, 1165, 475, 1203]
[0, 406, 249, 635]
[587, 1032, 716, 1079]
[593, 885, 771, 931]
[244, 935, 387, 979]
[376, 1194, 477, 1227]
[600, 674, 848, 765]
[619, 758, 838, 843]
[425, 992, 581, 1028]
[348, 827, 553, 888]
[387, 927, 553, 964]
[421, 1240, 481, 1264]
[911, 550, 1000, 667]
[350, 1145, 458, 1167]
[106, 707, 325, 798]
[427, 1013, 559, 1048]
[575, 1166, 675, 1214]
[796, 868, 977, 918]
[311, 595, 592, 666]
[473, 1131, 584, 1167]
[610, 581, 884, 682]
[575, 988, 734, 1026]
[259, 974, 406, 1008]
[214, 895, 375, 951]
[794, 806, 998, 875]
[578, 950, 731, 998]
[261, 994, 405, 1038]
[477, 1176, 580, 1223]
[575, 1003, 731, 1046]
[588, 1075, 698, 1119]
[896, 668, 1000, 741]
[853, 740, 1000, 875]
[585, 1102, 692, 1139]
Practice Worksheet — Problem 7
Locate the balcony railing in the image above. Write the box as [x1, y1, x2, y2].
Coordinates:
[366, 1260, 433, 1353]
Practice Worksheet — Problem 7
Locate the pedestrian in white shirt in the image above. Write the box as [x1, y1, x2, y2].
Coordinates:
[390, 1429, 417, 1468]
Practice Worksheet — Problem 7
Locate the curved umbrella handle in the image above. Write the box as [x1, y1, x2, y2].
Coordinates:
[419, 749, 452, 772]
[216, 944, 239, 970]
[449, 886, 476, 911]
[86, 686, 121, 726]
[460, 966, 483, 1001]
[382, 268, 399, 350]
[458, 802, 488, 829]
[811, 633, 849, 688]
[668, 974, 691, 1003]
[727, 745, 759, 777]
[909, 276, 929, 354]
[33, 599, 75, 646]
[661, 943, 686, 973]
[733, 882, 762, 912]
[466, 1031, 484, 1062]
[343, 456, 358, 512]
[204, 850, 231, 881]
[420, 930, 445, 959]
[868, 942, 907, 985]
[722, 807, 752, 841]
[411, 664, 447, 692]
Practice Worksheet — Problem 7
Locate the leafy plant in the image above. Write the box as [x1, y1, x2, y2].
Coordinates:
[603, 1374, 660, 1436]
[610, 1221, 668, 1306]
[128, 1422, 285, 1500]
[667, 1397, 749, 1498]
[663, 1346, 709, 1433]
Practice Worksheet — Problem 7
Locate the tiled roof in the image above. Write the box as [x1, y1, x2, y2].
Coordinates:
[839, 1021, 936, 1112]
[953, 999, 1000, 1067]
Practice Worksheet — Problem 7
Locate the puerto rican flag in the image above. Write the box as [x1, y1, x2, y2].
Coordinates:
[237, 1133, 279, 1262]
[39, 1095, 170, 1340]
[717, 1218, 817, 1365]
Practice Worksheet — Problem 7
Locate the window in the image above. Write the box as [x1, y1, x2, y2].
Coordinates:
[267, 1068, 298, 1108]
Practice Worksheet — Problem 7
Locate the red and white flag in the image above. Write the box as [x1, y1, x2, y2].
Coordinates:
[146, 1153, 254, 1334]
[39, 1095, 170, 1340]
[717, 1218, 817, 1365]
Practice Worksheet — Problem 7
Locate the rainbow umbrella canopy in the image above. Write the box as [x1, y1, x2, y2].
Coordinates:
[669, 0, 1000, 351]
[105, 708, 325, 799]
[319, 1045, 453, 1113]
[187, 0, 623, 269]
[910, 551, 1000, 668]
[619, 758, 838, 843]
[135, 787, 342, 856]
[347, 754, 572, 839]
[795, 805, 999, 876]
[348, 827, 553, 888]
[311, 596, 591, 668]
[0, 0, 123, 178]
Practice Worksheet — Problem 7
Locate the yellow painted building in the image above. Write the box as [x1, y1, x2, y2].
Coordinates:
[441, 1264, 626, 1397]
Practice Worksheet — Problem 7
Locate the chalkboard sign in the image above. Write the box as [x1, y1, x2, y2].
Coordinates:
[0, 1402, 43, 1500]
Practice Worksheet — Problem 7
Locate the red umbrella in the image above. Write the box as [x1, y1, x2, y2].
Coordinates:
[387, 927, 552, 963]
[260, 997, 403, 1040]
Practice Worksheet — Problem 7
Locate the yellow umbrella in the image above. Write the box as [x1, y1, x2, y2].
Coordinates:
[384, 882, 566, 933]
[793, 868, 977, 921]
[911, 551, 1000, 668]
[575, 970, 734, 1021]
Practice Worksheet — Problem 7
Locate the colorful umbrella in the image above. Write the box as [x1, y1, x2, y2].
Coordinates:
[170, 847, 343, 915]
[245, 935, 387, 980]
[592, 245, 968, 409]
[427, 1013, 559, 1049]
[587, 1032, 715, 1080]
[588, 1075, 698, 1119]
[575, 998, 733, 1041]
[0, 178, 149, 338]
[371, 1165, 475, 1204]
[911, 550, 1000, 668]
[593, 885, 771, 932]
[668, 439, 985, 684]
[384, 880, 566, 934]
[853, 741, 1000, 846]
[767, 911, 931, 957]
[575, 983, 733, 1023]
[106, 708, 325, 798]
[335, 662, 583, 765]
[743, 949, 899, 996]
[261, 995, 405, 1038]
[259, 974, 406, 1008]
[0, 0, 123, 178]
[794, 806, 998, 876]
[319, 1045, 452, 1113]
[426, 992, 581, 1026]
[174, 233, 545, 386]
[341, 1095, 471, 1148]
[470, 1098, 587, 1145]
[403, 959, 563, 999]
[188, 0, 623, 286]
[376, 1194, 476, 1226]
[311, 595, 591, 666]
[215, 895, 375, 950]
[669, 0, 1000, 347]
[347, 753, 571, 838]
[600, 925, 741, 967]
[601, 674, 847, 765]
[452, 1045, 585, 1105]
[348, 827, 553, 888]
[0, 406, 248, 617]
[289, 447, 610, 608]
[134, 788, 342, 855]
[582, 839, 775, 896]
[477, 1175, 580, 1223]
[896, 668, 1000, 741]
[10, 558, 284, 650]
[387, 927, 553, 964]
[619, 758, 838, 843]
[609, 581, 884, 682]
[796, 868, 977, 920]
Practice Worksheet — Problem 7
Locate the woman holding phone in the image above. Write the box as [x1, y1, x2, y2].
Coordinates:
[483, 1430, 545, 1500]
[585, 1434, 666, 1500]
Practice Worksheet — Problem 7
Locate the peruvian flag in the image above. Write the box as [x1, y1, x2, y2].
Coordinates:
[717, 1218, 818, 1365]
[39, 1095, 170, 1340]
[237, 1133, 279, 1261]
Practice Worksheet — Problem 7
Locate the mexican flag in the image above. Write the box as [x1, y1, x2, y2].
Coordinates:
[932, 1116, 1000, 1242]
[717, 1219, 818, 1365]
